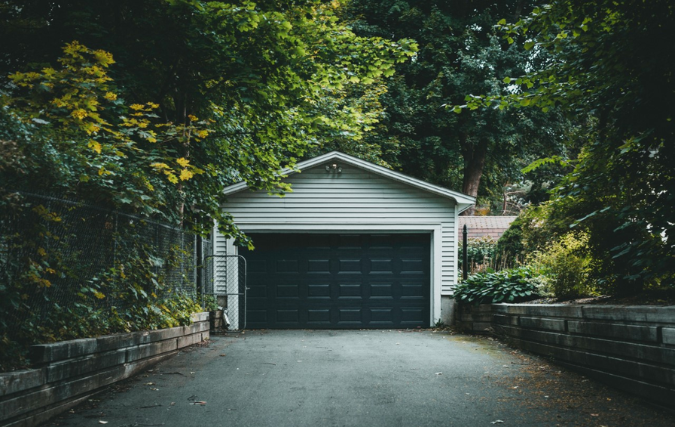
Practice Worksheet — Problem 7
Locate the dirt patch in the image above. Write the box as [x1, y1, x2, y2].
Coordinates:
[523, 289, 675, 306]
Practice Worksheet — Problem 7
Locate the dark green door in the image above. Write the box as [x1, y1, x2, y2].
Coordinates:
[241, 233, 431, 329]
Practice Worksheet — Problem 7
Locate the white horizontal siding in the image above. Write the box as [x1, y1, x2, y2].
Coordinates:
[223, 163, 458, 294]
[212, 229, 229, 295]
[440, 221, 455, 294]
[213, 229, 228, 256]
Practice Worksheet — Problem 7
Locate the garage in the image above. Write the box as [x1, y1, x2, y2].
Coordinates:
[216, 151, 475, 328]
[242, 233, 431, 329]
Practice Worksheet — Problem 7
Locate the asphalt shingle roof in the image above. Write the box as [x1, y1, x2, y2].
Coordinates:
[458, 216, 517, 241]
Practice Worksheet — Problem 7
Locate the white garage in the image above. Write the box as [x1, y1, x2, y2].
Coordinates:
[214, 151, 474, 328]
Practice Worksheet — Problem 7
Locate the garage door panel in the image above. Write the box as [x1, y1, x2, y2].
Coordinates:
[307, 283, 330, 297]
[307, 259, 330, 273]
[249, 260, 267, 273]
[248, 285, 267, 298]
[248, 310, 268, 323]
[400, 283, 427, 297]
[276, 285, 299, 297]
[276, 310, 300, 323]
[370, 283, 393, 297]
[242, 233, 430, 329]
[307, 309, 330, 322]
[370, 308, 393, 322]
[370, 259, 394, 273]
[338, 284, 363, 297]
[338, 308, 363, 322]
[337, 234, 362, 246]
[337, 259, 363, 273]
[276, 259, 300, 273]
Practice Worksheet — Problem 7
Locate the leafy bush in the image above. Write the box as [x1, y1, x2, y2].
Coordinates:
[454, 266, 542, 305]
[495, 218, 525, 263]
[528, 232, 598, 299]
[203, 295, 219, 312]
[459, 237, 498, 274]
[496, 203, 566, 262]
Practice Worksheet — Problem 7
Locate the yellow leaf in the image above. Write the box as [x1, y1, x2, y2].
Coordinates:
[104, 92, 117, 101]
[176, 157, 190, 167]
[71, 109, 88, 120]
[130, 104, 145, 110]
[94, 292, 106, 299]
[37, 247, 47, 257]
[167, 173, 178, 184]
[88, 140, 102, 154]
[93, 49, 115, 66]
[179, 168, 194, 181]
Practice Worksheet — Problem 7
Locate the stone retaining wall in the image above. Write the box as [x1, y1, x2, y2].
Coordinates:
[456, 304, 675, 407]
[0, 312, 210, 427]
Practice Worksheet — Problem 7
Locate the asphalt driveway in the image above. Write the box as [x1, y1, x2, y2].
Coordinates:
[47, 330, 674, 427]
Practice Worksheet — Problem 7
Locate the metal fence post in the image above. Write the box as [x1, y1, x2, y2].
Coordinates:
[462, 224, 468, 281]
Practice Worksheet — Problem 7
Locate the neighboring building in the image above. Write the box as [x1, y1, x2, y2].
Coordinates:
[214, 151, 474, 328]
[458, 216, 517, 242]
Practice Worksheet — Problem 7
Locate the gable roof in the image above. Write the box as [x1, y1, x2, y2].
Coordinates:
[223, 151, 476, 213]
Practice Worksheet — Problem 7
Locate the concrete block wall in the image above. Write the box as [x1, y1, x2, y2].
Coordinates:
[456, 304, 675, 407]
[0, 312, 210, 427]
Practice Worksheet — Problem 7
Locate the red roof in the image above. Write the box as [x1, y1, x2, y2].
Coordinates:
[458, 216, 517, 241]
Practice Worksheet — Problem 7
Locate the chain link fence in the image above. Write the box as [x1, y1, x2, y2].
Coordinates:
[0, 192, 213, 368]
[203, 255, 247, 330]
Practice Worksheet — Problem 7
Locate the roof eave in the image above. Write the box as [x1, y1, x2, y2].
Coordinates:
[223, 151, 477, 207]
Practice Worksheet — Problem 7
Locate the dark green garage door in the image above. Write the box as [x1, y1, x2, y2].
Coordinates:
[241, 233, 431, 329]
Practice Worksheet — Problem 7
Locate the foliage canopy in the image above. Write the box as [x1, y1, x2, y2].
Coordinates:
[0, 0, 416, 242]
[457, 0, 675, 291]
[341, 0, 573, 212]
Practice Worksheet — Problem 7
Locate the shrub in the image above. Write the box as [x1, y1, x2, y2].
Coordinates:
[459, 237, 500, 274]
[495, 218, 524, 264]
[528, 232, 598, 299]
[454, 266, 542, 305]
[203, 295, 219, 312]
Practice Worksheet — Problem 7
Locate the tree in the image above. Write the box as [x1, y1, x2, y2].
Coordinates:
[0, 0, 416, 241]
[460, 1, 675, 291]
[342, 0, 571, 214]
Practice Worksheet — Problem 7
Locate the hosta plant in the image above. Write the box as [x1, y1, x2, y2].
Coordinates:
[454, 266, 541, 305]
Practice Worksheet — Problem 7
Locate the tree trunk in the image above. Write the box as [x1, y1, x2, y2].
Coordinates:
[461, 138, 488, 216]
